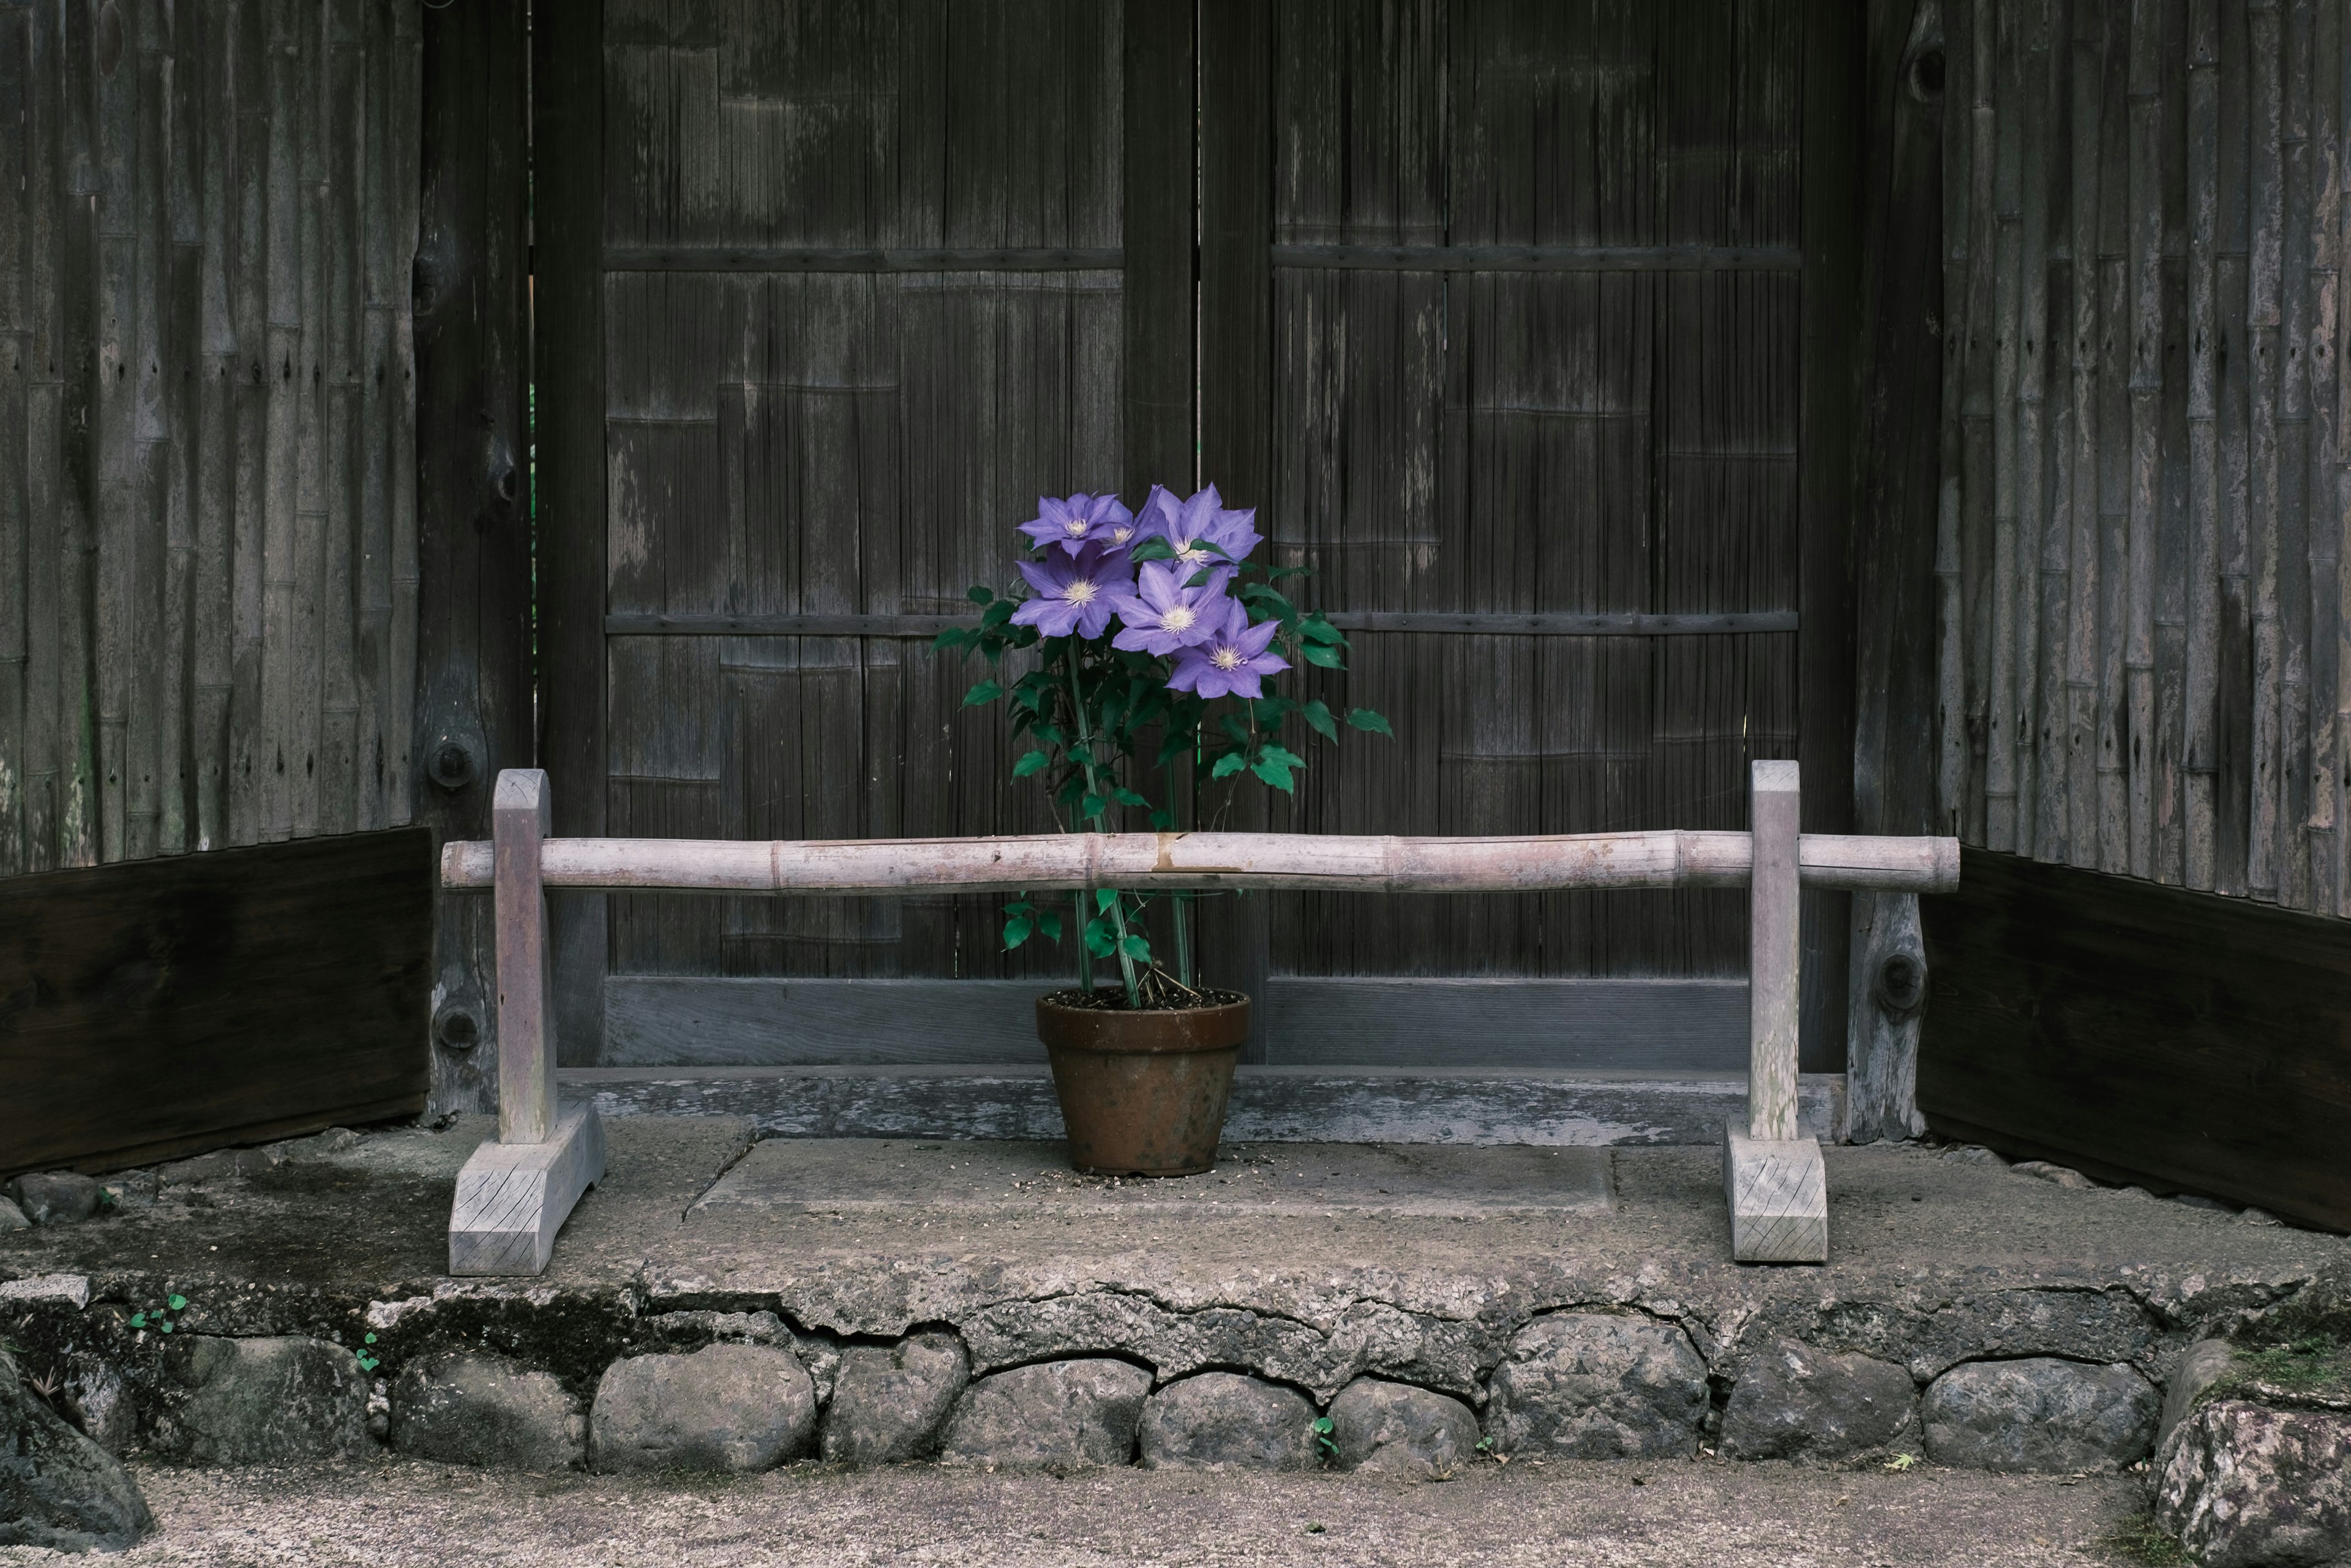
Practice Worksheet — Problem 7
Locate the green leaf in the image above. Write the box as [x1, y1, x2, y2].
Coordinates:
[967, 584, 996, 605]
[159, 1322, 174, 1334]
[129, 1313, 146, 1329]
[981, 599, 1017, 629]
[364, 1333, 378, 1345]
[1251, 755, 1296, 792]
[1302, 699, 1338, 740]
[1112, 786, 1150, 808]
[1219, 715, 1251, 744]
[1080, 792, 1108, 819]
[931, 627, 972, 652]
[167, 1294, 188, 1311]
[1130, 537, 1177, 562]
[1084, 917, 1119, 957]
[1012, 749, 1051, 778]
[963, 678, 1005, 707]
[1299, 617, 1349, 647]
[1210, 752, 1248, 779]
[1119, 933, 1153, 962]
[1346, 707, 1393, 736]
[1096, 887, 1120, 912]
[1036, 911, 1063, 942]
[1003, 913, 1035, 950]
[1149, 809, 1176, 831]
[1301, 642, 1344, 668]
[1264, 565, 1312, 580]
[1259, 745, 1305, 769]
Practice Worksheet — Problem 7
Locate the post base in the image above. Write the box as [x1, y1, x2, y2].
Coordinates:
[1722, 1116, 1827, 1263]
[449, 1103, 606, 1276]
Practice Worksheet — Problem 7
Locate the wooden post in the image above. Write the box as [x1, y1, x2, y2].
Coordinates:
[1749, 761, 1803, 1139]
[449, 768, 604, 1275]
[493, 769, 556, 1144]
[1725, 759, 1830, 1262]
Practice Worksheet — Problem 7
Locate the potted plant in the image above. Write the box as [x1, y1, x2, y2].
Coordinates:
[937, 484, 1390, 1176]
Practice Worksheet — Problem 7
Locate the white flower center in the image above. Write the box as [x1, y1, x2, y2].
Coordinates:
[1063, 517, 1091, 536]
[1212, 645, 1243, 670]
[1161, 604, 1196, 632]
[1064, 580, 1097, 603]
[1108, 525, 1134, 543]
[1175, 546, 1207, 567]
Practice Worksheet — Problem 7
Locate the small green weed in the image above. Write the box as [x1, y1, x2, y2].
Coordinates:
[1311, 1416, 1338, 1460]
[2229, 1336, 2351, 1397]
[128, 1294, 189, 1335]
[1881, 1452, 1919, 1472]
[356, 1332, 381, 1374]
[2100, 1516, 2190, 1567]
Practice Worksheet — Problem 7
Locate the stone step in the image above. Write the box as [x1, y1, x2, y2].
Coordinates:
[691, 1139, 1614, 1218]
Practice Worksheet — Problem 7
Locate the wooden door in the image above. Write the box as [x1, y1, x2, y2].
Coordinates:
[541, 0, 1852, 1071]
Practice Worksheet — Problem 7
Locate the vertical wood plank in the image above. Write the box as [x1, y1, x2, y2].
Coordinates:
[536, 0, 608, 1063]
[2186, 0, 2223, 888]
[2126, 0, 2164, 881]
[415, 0, 531, 1114]
[1198, 0, 1273, 1047]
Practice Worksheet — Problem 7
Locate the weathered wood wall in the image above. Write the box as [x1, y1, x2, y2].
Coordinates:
[1939, 0, 2351, 912]
[0, 0, 422, 877]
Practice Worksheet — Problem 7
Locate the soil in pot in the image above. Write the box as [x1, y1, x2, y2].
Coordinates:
[1034, 988, 1250, 1176]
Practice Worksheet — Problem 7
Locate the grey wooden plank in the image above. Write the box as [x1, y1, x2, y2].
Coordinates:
[1267, 245, 1805, 271]
[563, 1064, 1849, 1146]
[603, 611, 1801, 637]
[605, 247, 1125, 272]
[604, 975, 1751, 1071]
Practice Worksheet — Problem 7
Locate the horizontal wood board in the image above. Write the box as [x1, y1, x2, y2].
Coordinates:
[1937, 0, 2351, 918]
[0, 826, 432, 1177]
[602, 974, 1750, 1068]
[0, 0, 424, 877]
[1918, 847, 2351, 1229]
[564, 1064, 1847, 1145]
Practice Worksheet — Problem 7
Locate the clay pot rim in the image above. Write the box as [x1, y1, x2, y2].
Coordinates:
[1034, 990, 1252, 1056]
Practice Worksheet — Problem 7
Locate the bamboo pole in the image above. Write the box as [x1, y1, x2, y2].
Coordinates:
[441, 828, 1964, 897]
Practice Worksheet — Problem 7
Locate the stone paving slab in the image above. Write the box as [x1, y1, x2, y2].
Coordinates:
[690, 1139, 1614, 1218]
[0, 1453, 2158, 1567]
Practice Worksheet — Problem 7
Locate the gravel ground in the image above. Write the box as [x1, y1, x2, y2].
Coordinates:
[0, 1455, 2162, 1567]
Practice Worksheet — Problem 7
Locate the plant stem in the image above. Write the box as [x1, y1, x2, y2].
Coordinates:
[1073, 888, 1089, 994]
[1066, 639, 1141, 1008]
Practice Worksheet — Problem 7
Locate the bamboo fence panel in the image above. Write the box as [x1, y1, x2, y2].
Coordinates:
[0, 0, 419, 877]
[1944, 0, 2351, 917]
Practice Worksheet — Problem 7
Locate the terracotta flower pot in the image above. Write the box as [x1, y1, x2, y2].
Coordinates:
[1034, 990, 1251, 1176]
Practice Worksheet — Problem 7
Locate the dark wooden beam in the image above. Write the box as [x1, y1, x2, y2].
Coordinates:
[534, 0, 608, 1068]
[0, 828, 432, 1179]
[1196, 0, 1274, 1059]
[1798, 0, 1870, 1073]
[413, 0, 531, 1115]
[1845, 0, 1949, 1139]
[1920, 847, 2351, 1231]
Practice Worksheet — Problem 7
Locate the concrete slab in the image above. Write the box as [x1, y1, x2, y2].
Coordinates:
[691, 1140, 1614, 1219]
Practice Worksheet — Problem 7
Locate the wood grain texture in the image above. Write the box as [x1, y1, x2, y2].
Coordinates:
[599, 975, 1755, 1071]
[0, 825, 432, 1179]
[1940, 0, 2350, 926]
[566, 1063, 1850, 1145]
[0, 0, 418, 876]
[1919, 846, 2351, 1230]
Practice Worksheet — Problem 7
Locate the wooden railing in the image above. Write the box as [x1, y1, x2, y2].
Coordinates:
[440, 763, 1959, 1274]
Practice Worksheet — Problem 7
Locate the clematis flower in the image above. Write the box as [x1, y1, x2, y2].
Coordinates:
[1018, 492, 1138, 556]
[1136, 483, 1262, 572]
[1010, 543, 1134, 639]
[1166, 597, 1291, 700]
[1111, 560, 1234, 655]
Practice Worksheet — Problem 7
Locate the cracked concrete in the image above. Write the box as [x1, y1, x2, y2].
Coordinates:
[1, 1116, 2344, 1421]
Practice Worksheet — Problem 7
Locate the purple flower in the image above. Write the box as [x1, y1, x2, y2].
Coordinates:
[1018, 493, 1138, 556]
[1010, 544, 1134, 639]
[1111, 560, 1234, 655]
[1137, 483, 1262, 572]
[1167, 598, 1290, 700]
